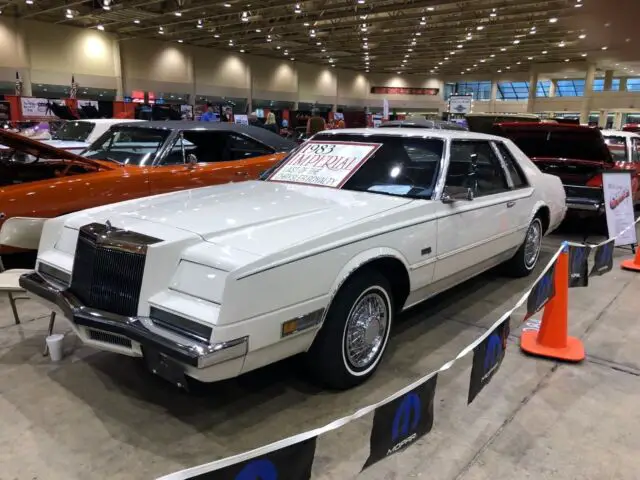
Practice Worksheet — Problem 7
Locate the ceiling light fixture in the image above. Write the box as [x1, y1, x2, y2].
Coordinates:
[549, 17, 558, 23]
[542, 50, 548, 54]
[579, 34, 586, 39]
[490, 8, 497, 17]
[174, 11, 182, 17]
[65, 9, 74, 18]
[528, 56, 534, 60]
[565, 58, 570, 62]
[97, 24, 104, 31]
[427, 6, 434, 11]
[223, 3, 231, 7]
[101, 0, 111, 10]
[558, 41, 565, 47]
[294, 3, 301, 13]
[581, 53, 587, 57]
[241, 11, 249, 22]
[25, 0, 34, 4]
[420, 17, 426, 25]
[215, 34, 221, 38]
[513, 39, 520, 44]
[133, 19, 140, 24]
[178, 39, 183, 43]
[457, 44, 463, 48]
[477, 25, 484, 30]
[500, 47, 506, 51]
[602, 46, 608, 50]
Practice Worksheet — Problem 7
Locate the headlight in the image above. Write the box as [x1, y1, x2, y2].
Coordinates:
[169, 260, 227, 304]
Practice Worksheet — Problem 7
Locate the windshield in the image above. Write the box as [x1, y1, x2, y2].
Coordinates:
[498, 129, 613, 163]
[83, 128, 169, 165]
[263, 133, 444, 199]
[604, 136, 628, 162]
[51, 121, 94, 142]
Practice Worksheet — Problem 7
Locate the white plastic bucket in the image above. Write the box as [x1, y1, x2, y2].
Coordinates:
[46, 334, 64, 362]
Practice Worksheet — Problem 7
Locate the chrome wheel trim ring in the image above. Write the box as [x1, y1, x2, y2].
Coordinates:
[341, 286, 391, 376]
[524, 219, 543, 269]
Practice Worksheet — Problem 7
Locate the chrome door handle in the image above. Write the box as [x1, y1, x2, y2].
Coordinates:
[235, 171, 249, 176]
[507, 201, 516, 208]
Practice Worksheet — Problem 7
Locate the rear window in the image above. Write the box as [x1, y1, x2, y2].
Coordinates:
[264, 133, 444, 199]
[604, 136, 628, 162]
[497, 128, 613, 163]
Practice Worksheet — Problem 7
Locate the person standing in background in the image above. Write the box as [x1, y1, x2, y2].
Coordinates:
[200, 103, 216, 122]
[264, 112, 278, 133]
[306, 108, 326, 135]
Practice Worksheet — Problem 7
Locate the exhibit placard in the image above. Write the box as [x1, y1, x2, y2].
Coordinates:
[448, 95, 473, 114]
[268, 141, 381, 188]
[77, 100, 99, 109]
[20, 97, 57, 118]
[602, 170, 637, 246]
[234, 114, 249, 125]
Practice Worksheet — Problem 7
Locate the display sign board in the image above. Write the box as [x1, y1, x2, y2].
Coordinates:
[370, 87, 440, 95]
[234, 114, 248, 125]
[20, 97, 58, 118]
[268, 141, 382, 188]
[77, 100, 99, 109]
[602, 170, 637, 246]
[448, 95, 473, 114]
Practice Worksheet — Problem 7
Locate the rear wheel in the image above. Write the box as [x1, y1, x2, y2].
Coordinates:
[306, 270, 393, 390]
[504, 216, 543, 277]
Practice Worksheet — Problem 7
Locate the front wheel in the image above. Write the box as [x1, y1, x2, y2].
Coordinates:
[305, 271, 393, 390]
[503, 216, 543, 277]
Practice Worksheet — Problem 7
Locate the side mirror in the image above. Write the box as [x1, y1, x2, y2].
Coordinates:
[442, 186, 474, 203]
[186, 153, 198, 166]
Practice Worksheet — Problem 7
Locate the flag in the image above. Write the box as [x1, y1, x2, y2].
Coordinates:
[468, 317, 510, 404]
[14, 72, 22, 96]
[70, 75, 79, 99]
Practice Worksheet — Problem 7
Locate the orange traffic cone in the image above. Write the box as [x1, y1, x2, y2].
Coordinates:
[520, 243, 585, 362]
[620, 247, 640, 272]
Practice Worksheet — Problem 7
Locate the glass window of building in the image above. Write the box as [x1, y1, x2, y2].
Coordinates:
[556, 79, 585, 96]
[592, 78, 620, 91]
[497, 82, 529, 101]
[536, 80, 551, 97]
[626, 78, 640, 92]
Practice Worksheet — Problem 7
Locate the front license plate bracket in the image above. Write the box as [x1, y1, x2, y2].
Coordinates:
[143, 347, 188, 390]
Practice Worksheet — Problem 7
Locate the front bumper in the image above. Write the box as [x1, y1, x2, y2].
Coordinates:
[19, 272, 248, 385]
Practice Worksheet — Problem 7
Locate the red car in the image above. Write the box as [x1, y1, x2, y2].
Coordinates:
[492, 122, 617, 217]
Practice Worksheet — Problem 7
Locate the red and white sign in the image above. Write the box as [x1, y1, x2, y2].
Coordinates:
[20, 97, 58, 119]
[269, 141, 381, 188]
[603, 171, 637, 246]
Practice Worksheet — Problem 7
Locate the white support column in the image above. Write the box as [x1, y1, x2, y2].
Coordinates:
[619, 77, 628, 92]
[548, 79, 556, 98]
[614, 112, 624, 129]
[604, 70, 614, 91]
[598, 109, 609, 128]
[490, 80, 498, 113]
[527, 70, 538, 113]
[580, 64, 597, 125]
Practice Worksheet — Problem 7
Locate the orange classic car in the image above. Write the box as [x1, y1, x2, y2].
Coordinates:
[0, 121, 296, 256]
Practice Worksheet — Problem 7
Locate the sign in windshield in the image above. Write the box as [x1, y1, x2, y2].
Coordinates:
[268, 141, 382, 187]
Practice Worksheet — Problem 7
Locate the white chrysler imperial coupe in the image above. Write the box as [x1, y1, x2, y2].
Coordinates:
[21, 128, 566, 390]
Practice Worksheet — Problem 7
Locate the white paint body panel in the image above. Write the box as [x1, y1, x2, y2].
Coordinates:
[34, 128, 566, 383]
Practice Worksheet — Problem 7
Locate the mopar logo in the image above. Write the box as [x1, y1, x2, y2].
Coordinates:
[235, 459, 278, 480]
[596, 242, 614, 271]
[532, 271, 553, 310]
[454, 104, 467, 113]
[570, 247, 587, 279]
[483, 333, 502, 380]
[387, 392, 421, 454]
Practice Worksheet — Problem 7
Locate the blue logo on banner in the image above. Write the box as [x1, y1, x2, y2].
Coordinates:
[533, 271, 553, 307]
[235, 459, 278, 480]
[483, 333, 502, 372]
[391, 392, 421, 442]
[571, 247, 586, 271]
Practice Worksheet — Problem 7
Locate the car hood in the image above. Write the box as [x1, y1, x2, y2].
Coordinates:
[0, 129, 108, 168]
[65, 181, 413, 256]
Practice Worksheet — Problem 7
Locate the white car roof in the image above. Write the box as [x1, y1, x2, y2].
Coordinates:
[601, 129, 640, 138]
[320, 127, 507, 142]
[76, 119, 144, 125]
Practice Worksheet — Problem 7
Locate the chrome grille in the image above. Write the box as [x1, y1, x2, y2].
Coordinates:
[70, 223, 161, 317]
[87, 328, 133, 348]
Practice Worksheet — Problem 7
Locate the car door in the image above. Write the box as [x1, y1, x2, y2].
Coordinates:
[433, 139, 520, 285]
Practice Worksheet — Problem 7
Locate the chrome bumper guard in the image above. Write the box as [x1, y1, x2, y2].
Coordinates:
[565, 200, 604, 212]
[19, 272, 248, 369]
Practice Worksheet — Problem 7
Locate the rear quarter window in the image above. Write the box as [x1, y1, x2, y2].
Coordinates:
[495, 142, 528, 188]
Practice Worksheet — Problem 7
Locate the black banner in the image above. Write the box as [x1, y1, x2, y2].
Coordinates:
[590, 241, 614, 277]
[524, 265, 556, 319]
[568, 244, 590, 288]
[468, 317, 510, 405]
[363, 374, 438, 470]
[189, 438, 316, 480]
